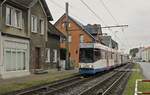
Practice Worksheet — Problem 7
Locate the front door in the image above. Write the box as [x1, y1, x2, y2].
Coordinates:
[35, 47, 40, 69]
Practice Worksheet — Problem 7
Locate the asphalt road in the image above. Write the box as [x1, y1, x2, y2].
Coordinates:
[138, 62, 150, 79]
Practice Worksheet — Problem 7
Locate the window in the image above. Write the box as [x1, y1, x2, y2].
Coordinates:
[46, 48, 50, 62]
[31, 15, 37, 33]
[6, 7, 11, 25]
[5, 49, 12, 71]
[80, 35, 84, 43]
[4, 49, 26, 71]
[40, 19, 44, 35]
[53, 49, 57, 63]
[79, 48, 94, 63]
[60, 37, 66, 43]
[62, 22, 71, 28]
[6, 6, 22, 28]
[68, 35, 72, 43]
[68, 23, 71, 27]
[14, 10, 22, 28]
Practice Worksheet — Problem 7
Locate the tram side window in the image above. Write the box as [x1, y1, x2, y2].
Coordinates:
[94, 49, 101, 61]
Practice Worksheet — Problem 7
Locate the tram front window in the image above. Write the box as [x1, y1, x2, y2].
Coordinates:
[79, 48, 94, 63]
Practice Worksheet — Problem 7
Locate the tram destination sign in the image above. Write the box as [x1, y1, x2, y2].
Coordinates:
[80, 43, 94, 48]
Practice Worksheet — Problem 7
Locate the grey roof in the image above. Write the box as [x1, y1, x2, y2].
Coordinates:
[101, 36, 118, 49]
[9, 0, 34, 7]
[55, 14, 96, 41]
[101, 36, 111, 46]
[84, 24, 102, 35]
[48, 22, 65, 37]
[68, 15, 96, 41]
[5, 0, 53, 21]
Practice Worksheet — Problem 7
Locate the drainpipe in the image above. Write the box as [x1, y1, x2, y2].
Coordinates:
[0, 0, 7, 31]
[0, 0, 6, 67]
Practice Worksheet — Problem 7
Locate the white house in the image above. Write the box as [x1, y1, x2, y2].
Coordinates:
[141, 47, 150, 62]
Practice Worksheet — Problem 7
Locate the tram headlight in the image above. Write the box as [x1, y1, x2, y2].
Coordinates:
[89, 65, 93, 68]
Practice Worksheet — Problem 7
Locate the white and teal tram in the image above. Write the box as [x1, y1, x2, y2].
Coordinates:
[79, 43, 129, 75]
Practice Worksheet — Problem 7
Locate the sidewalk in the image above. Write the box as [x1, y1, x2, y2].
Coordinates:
[138, 62, 150, 79]
[0, 69, 79, 94]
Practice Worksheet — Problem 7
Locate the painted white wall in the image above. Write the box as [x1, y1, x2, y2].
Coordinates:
[141, 48, 150, 62]
[0, 36, 30, 79]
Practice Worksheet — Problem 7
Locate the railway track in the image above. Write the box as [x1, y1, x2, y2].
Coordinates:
[6, 63, 133, 95]
[6, 75, 82, 95]
[79, 63, 133, 95]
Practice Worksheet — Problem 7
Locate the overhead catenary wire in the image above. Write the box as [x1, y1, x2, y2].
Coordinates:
[49, 0, 129, 52]
[79, 0, 127, 49]
[80, 0, 107, 26]
[49, 0, 88, 24]
[98, 0, 131, 51]
[98, 0, 119, 25]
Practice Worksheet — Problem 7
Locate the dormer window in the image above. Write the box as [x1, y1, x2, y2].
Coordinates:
[6, 5, 22, 28]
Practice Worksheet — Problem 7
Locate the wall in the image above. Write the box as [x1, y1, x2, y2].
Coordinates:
[55, 15, 93, 67]
[46, 34, 60, 69]
[1, 3, 29, 38]
[30, 1, 48, 70]
[0, 36, 30, 79]
[142, 48, 150, 62]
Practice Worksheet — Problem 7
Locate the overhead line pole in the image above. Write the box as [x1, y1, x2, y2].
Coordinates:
[65, 2, 70, 70]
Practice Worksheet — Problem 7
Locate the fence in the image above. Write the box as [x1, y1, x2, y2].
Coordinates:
[135, 79, 150, 95]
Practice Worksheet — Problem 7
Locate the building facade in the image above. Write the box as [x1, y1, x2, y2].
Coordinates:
[46, 22, 65, 69]
[29, 0, 53, 71]
[135, 47, 144, 61]
[84, 24, 102, 43]
[0, 0, 30, 78]
[101, 35, 118, 50]
[0, 0, 53, 78]
[55, 14, 95, 68]
[141, 47, 150, 62]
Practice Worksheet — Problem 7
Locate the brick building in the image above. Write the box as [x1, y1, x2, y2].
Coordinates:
[55, 14, 96, 68]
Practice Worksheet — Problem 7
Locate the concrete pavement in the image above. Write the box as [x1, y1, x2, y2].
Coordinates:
[138, 62, 150, 79]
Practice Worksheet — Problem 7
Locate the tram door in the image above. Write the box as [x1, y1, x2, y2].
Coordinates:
[121, 55, 123, 63]
[106, 51, 109, 67]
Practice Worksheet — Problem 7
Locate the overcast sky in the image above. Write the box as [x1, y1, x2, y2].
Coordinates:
[46, 0, 150, 53]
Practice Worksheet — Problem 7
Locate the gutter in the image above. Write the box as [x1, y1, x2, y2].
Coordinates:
[1, 0, 7, 6]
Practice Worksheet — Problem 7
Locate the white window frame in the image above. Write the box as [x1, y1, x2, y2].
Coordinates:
[53, 49, 57, 63]
[31, 15, 38, 33]
[4, 48, 27, 72]
[6, 5, 22, 29]
[40, 19, 44, 35]
[46, 48, 50, 62]
[14, 9, 22, 28]
[68, 23, 71, 27]
[6, 6, 11, 26]
[68, 35, 72, 43]
[80, 35, 84, 43]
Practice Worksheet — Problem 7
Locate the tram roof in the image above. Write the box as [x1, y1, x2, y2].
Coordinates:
[80, 43, 119, 53]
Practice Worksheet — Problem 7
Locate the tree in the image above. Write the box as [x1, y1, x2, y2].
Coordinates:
[129, 48, 139, 57]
